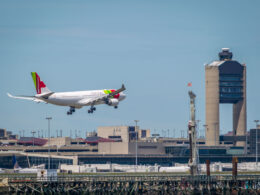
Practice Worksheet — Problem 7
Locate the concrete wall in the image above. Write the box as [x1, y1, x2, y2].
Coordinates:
[98, 126, 129, 142]
[98, 142, 165, 155]
[129, 142, 165, 155]
[205, 65, 220, 146]
[46, 137, 71, 146]
[98, 142, 129, 154]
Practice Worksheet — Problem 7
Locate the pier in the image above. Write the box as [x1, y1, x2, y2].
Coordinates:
[1, 174, 260, 194]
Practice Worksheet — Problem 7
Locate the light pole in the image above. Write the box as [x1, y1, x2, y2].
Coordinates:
[134, 120, 139, 171]
[46, 117, 52, 170]
[31, 131, 36, 153]
[196, 120, 200, 173]
[254, 120, 259, 168]
[31, 131, 36, 166]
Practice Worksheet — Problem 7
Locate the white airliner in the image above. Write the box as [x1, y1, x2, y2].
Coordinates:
[12, 155, 45, 173]
[8, 72, 126, 115]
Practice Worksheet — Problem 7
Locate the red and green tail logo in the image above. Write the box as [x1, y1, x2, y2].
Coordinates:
[31, 72, 47, 94]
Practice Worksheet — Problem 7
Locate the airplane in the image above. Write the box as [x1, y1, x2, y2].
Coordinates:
[12, 155, 45, 173]
[159, 166, 190, 173]
[7, 72, 126, 115]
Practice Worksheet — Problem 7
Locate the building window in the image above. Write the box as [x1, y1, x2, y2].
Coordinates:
[108, 136, 121, 139]
[141, 130, 146, 138]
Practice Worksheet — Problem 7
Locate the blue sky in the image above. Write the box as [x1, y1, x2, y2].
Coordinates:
[0, 1, 260, 138]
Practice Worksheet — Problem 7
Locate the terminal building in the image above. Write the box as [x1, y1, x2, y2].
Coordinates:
[0, 125, 260, 168]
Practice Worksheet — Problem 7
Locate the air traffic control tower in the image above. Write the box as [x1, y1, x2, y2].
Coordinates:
[205, 48, 246, 146]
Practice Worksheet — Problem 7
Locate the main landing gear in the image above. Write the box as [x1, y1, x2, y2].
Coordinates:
[67, 107, 75, 115]
[88, 106, 96, 114]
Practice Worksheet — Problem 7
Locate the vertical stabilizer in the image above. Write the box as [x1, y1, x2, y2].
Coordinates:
[31, 72, 51, 94]
[12, 155, 21, 169]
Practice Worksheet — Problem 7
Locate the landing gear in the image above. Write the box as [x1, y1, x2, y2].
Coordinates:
[88, 106, 96, 114]
[67, 107, 75, 115]
[114, 106, 118, 109]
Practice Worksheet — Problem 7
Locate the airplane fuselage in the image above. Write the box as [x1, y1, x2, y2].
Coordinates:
[38, 90, 126, 108]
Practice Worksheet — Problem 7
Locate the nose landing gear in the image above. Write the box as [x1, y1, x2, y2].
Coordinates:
[67, 107, 75, 115]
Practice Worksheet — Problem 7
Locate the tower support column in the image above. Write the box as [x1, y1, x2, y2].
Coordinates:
[205, 66, 219, 146]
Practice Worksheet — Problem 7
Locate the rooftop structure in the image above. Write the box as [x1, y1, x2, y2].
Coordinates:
[97, 126, 150, 143]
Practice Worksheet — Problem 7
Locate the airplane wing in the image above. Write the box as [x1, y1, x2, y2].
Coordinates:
[77, 97, 100, 106]
[77, 84, 126, 106]
[7, 93, 45, 103]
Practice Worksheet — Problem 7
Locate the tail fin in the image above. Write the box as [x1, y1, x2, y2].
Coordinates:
[31, 72, 51, 94]
[12, 155, 20, 169]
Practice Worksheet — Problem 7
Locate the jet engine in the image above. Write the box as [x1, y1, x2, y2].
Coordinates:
[107, 98, 119, 106]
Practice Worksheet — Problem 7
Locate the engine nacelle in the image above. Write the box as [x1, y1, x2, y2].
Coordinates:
[107, 98, 119, 106]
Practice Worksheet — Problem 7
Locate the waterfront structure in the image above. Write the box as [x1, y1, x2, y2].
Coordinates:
[205, 48, 246, 146]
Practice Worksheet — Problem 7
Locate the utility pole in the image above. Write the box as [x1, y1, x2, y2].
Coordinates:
[254, 120, 259, 169]
[188, 91, 198, 176]
[46, 117, 52, 170]
[181, 130, 184, 138]
[134, 120, 139, 171]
